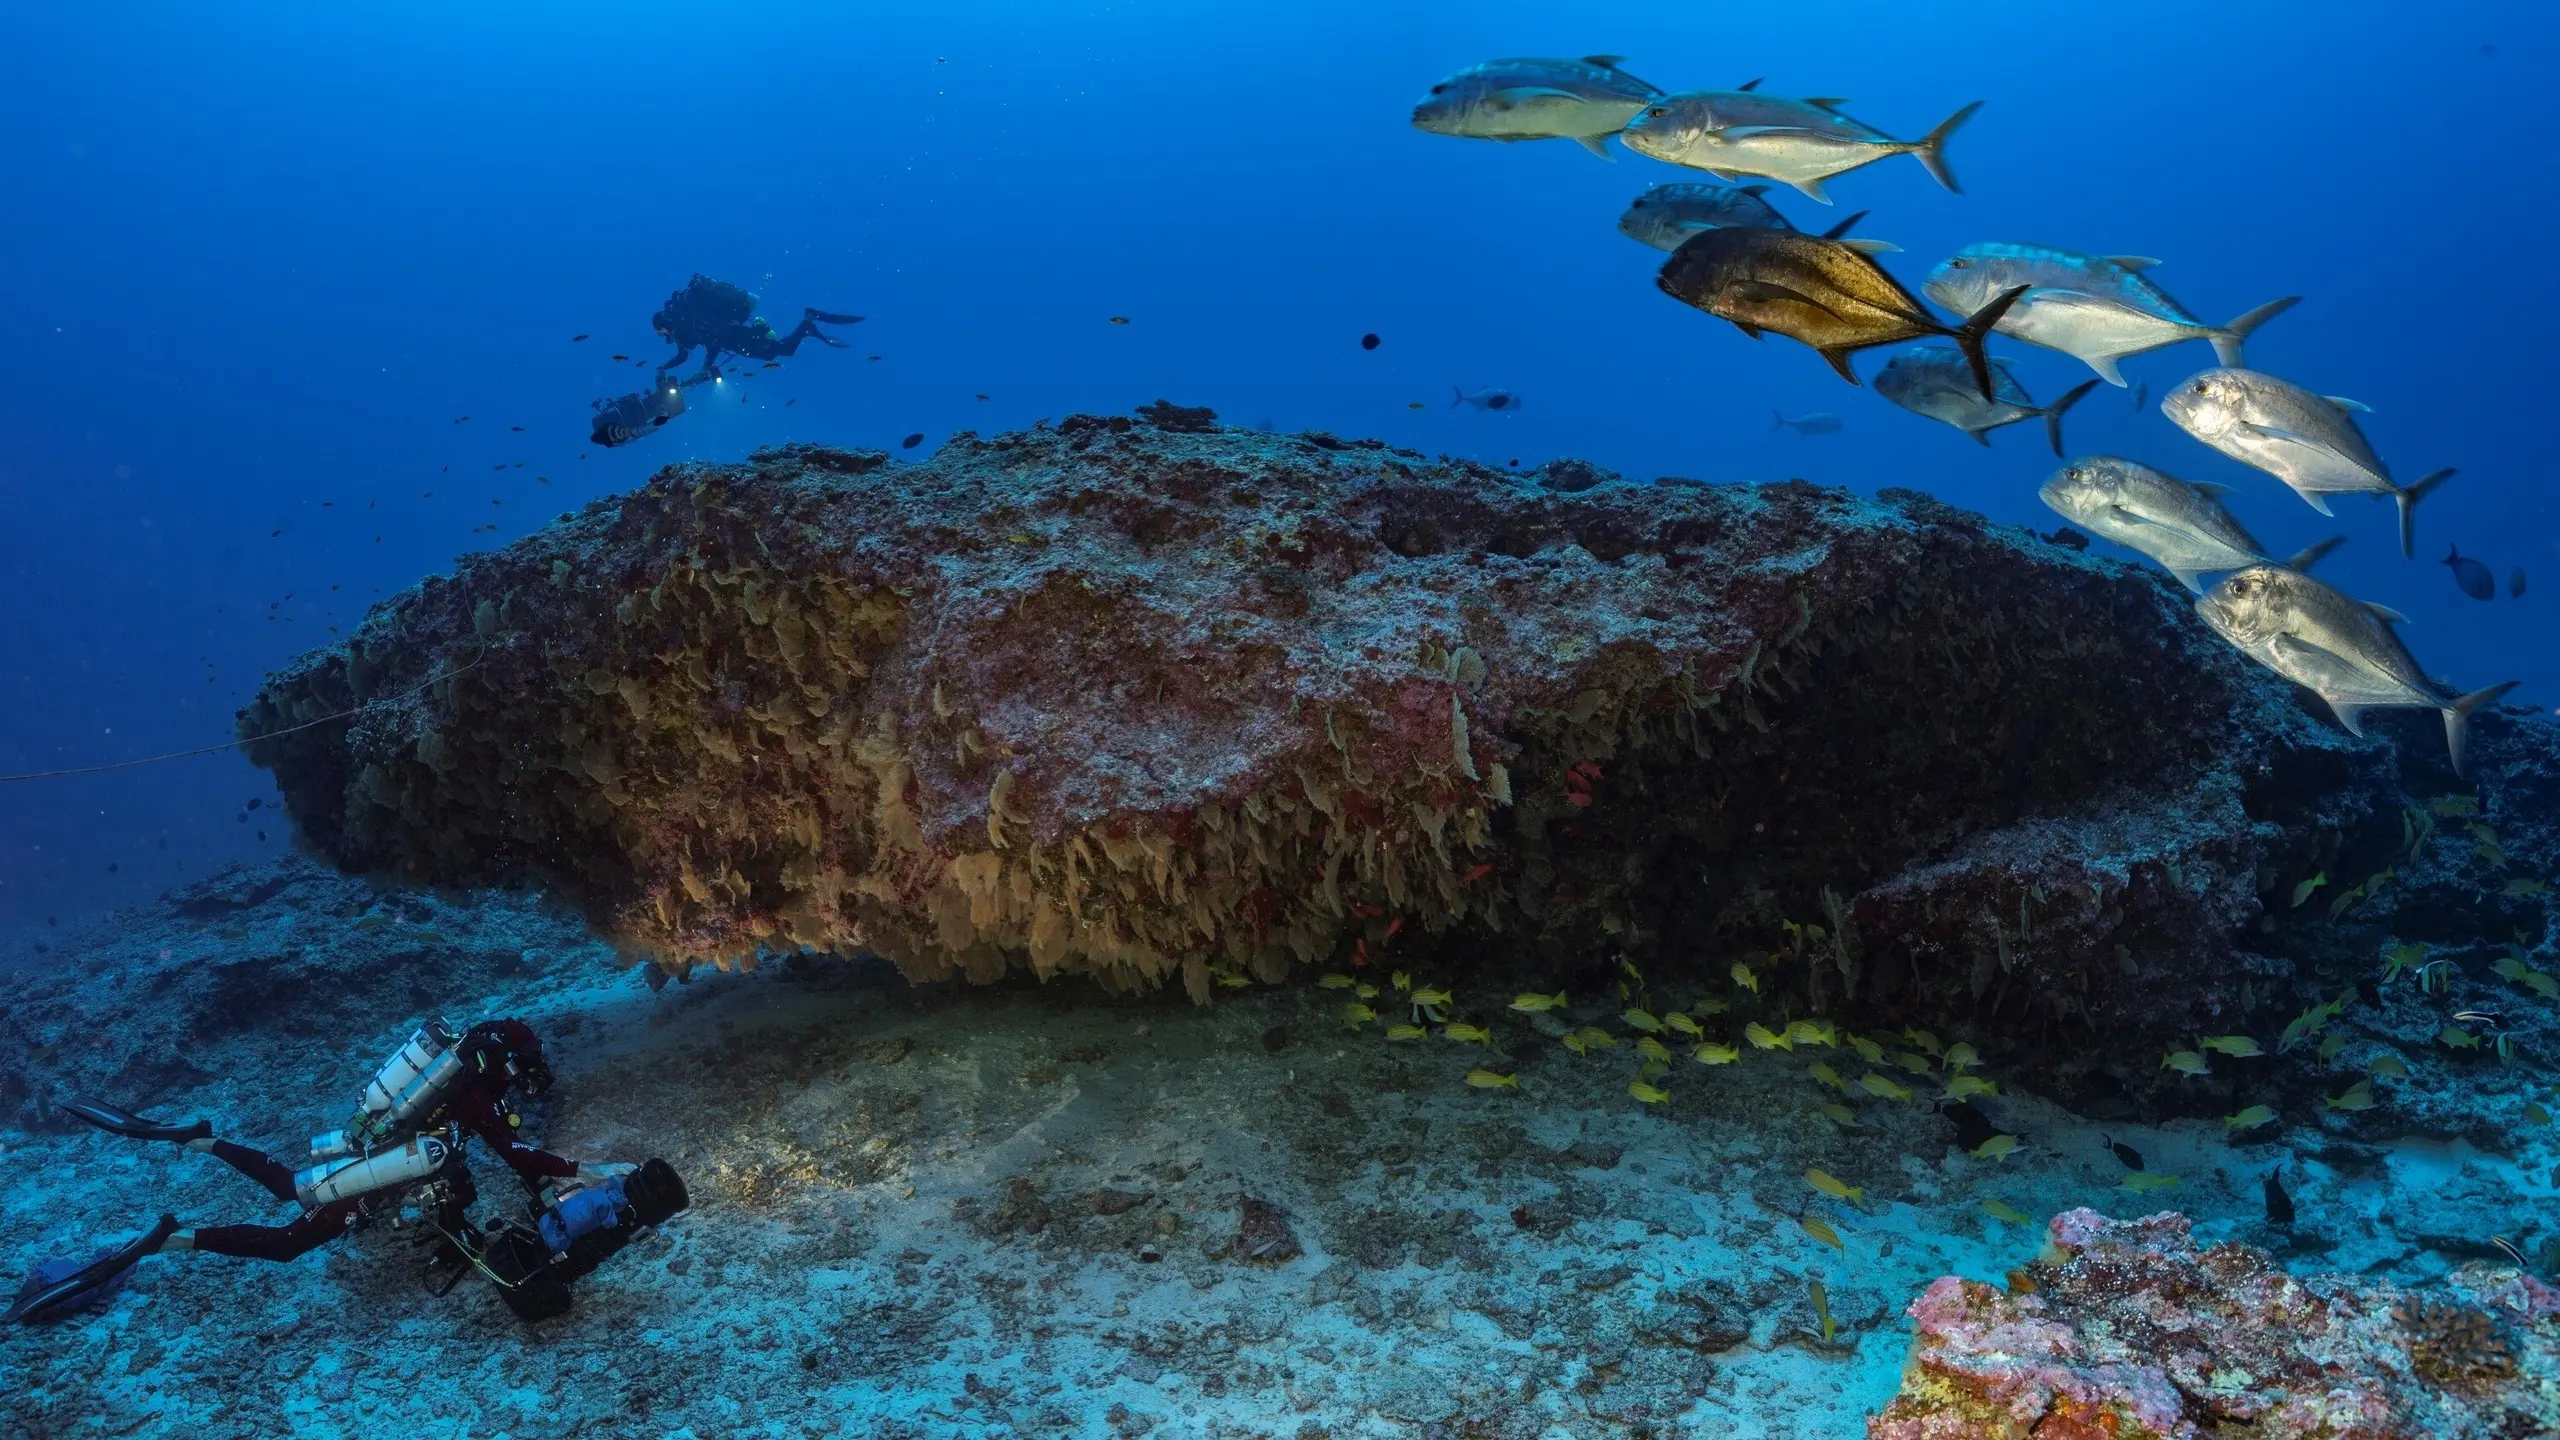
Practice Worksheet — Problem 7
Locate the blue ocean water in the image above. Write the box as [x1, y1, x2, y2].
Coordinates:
[1, 3, 2550, 930]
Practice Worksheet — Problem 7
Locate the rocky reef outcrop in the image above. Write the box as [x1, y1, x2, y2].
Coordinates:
[238, 407, 2555, 1087]
[1870, 1208, 2559, 1438]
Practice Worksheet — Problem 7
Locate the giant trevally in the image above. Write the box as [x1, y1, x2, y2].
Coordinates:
[1618, 90, 1981, 202]
[1657, 227, 2027, 396]
[1411, 56, 1663, 159]
[2197, 565, 2517, 773]
[2040, 455, 2339, 593]
[1924, 244, 2298, 386]
[2161, 367, 2452, 557]
[1618, 183, 1793, 250]
[1875, 346, 2098, 455]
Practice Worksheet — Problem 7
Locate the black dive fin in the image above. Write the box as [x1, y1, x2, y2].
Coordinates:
[59, 1099, 211, 1145]
[803, 309, 866, 325]
[4, 1215, 178, 1325]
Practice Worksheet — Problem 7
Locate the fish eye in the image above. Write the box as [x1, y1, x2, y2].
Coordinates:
[1647, 106, 1666, 117]
[2192, 382, 2209, 394]
[1949, 258, 1969, 269]
[1430, 84, 1447, 94]
[2066, 467, 2084, 481]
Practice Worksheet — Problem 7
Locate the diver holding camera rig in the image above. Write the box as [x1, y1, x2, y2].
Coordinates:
[6, 1017, 687, 1325]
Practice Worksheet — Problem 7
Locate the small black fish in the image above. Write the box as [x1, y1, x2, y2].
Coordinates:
[2489, 1234, 2526, 1268]
[2132, 379, 2149, 413]
[2512, 567, 2528, 599]
[785, 399, 798, 407]
[974, 393, 989, 400]
[492, 463, 507, 472]
[2263, 1170, 2294, 1227]
[1108, 315, 1130, 325]
[452, 416, 470, 424]
[2101, 1133, 2144, 1171]
[610, 354, 630, 362]
[2443, 544, 2496, 600]
[1360, 333, 1381, 351]
[572, 334, 589, 342]
[246, 798, 262, 811]
[901, 433, 924, 449]
[509, 425, 525, 432]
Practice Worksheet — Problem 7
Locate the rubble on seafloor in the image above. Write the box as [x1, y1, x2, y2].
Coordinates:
[1869, 1208, 2559, 1439]
[234, 409, 2556, 1103]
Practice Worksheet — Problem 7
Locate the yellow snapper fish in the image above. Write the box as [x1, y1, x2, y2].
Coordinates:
[1849, 1034, 1886, 1064]
[1690, 996, 1732, 1017]
[1692, 1042, 1742, 1065]
[1902, 1029, 1944, 1056]
[1941, 1075, 1998, 1102]
[1384, 1024, 1428, 1042]
[1509, 990, 1569, 1013]
[1809, 1062, 1848, 1092]
[1465, 1069, 1520, 1089]
[1893, 1051, 1936, 1076]
[2162, 1050, 2211, 1076]
[2439, 1024, 2480, 1051]
[2367, 1053, 2409, 1079]
[1318, 973, 1357, 990]
[1971, 1134, 2019, 1162]
[1637, 1036, 1673, 1063]
[2200, 1035, 2263, 1058]
[2225, 1104, 2277, 1133]
[1355, 983, 1378, 999]
[1980, 1199, 2033, 1226]
[1638, 1057, 1670, 1082]
[1785, 1020, 1836, 1049]
[2120, 1172, 2180, 1194]
[1860, 1072, 1912, 1102]
[2326, 1080, 2376, 1111]
[1623, 1007, 1665, 1033]
[1629, 1080, 1671, 1104]
[1392, 970, 1412, 992]
[1731, 962, 1760, 994]
[1806, 1167, 1863, 1203]
[1561, 1031, 1593, 1056]
[1443, 1023, 1491, 1044]
[1941, 1042, 1981, 1072]
[1810, 1277, 1836, 1345]
[1342, 1003, 1376, 1027]
[1816, 1101, 1860, 1126]
[1573, 1025, 1619, 1051]
[1664, 1011, 1704, 1038]
[1412, 986, 1455, 1009]
[1797, 1215, 1846, 1252]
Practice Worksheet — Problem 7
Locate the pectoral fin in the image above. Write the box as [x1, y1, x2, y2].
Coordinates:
[2323, 700, 2371, 736]
[2323, 395, 2372, 413]
[1486, 86, 1581, 109]
[1729, 279, 1833, 313]
[2105, 255, 2164, 270]
[2168, 569, 2209, 594]
[1789, 175, 1833, 205]
[2364, 601, 2410, 624]
[2240, 421, 2325, 449]
[2188, 481, 2234, 496]
[1571, 133, 1614, 159]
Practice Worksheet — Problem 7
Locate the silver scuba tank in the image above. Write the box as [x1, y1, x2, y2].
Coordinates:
[309, 1018, 468, 1159]
[294, 1133, 449, 1208]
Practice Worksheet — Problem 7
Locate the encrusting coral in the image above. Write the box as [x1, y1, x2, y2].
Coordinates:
[238, 407, 2551, 1079]
[1868, 1208, 2559, 1439]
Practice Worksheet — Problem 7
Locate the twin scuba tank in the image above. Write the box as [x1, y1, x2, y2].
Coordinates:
[294, 1019, 471, 1209]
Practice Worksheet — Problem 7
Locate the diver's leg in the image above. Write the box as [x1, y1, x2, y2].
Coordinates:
[2, 1214, 181, 1324]
[183, 1202, 357, 1263]
[195, 1139, 300, 1205]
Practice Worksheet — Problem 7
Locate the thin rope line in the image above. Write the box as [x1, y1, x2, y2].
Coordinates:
[0, 651, 486, 784]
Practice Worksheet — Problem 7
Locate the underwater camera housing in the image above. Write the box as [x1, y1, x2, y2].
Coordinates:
[472, 1158, 690, 1322]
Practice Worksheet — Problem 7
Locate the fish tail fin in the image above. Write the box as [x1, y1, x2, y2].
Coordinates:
[2280, 535, 2345, 574]
[1451, 386, 1464, 409]
[1952, 285, 2031, 400]
[2393, 468, 2456, 559]
[1772, 409, 1785, 431]
[1911, 100, 1984, 193]
[2209, 295, 2301, 367]
[2445, 680, 2521, 776]
[2042, 378, 2101, 458]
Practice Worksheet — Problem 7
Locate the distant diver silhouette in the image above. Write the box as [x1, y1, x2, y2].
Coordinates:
[652, 273, 862, 379]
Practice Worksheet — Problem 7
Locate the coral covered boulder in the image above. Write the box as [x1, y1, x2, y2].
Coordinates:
[1869, 1208, 2559, 1439]
[236, 409, 2544, 1068]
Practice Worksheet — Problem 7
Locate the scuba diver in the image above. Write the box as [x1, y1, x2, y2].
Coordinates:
[651, 273, 863, 378]
[591, 367, 712, 448]
[6, 1017, 687, 1325]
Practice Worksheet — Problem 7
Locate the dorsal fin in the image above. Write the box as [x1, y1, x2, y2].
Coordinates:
[2365, 601, 2410, 624]
[1738, 183, 1771, 195]
[1583, 54, 1628, 67]
[2106, 255, 2164, 270]
[2281, 535, 2345, 573]
[1737, 77, 1763, 91]
[2325, 395, 2372, 413]
[1804, 97, 1851, 111]
[1818, 210, 1872, 241]
[2188, 480, 2234, 497]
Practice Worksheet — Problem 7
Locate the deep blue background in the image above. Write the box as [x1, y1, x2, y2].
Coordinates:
[2, 2, 2550, 933]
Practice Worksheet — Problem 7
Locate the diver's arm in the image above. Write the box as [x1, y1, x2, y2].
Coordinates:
[657, 343, 694, 373]
[454, 1095, 578, 1181]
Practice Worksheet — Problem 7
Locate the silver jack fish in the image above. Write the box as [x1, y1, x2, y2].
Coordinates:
[2161, 367, 2452, 557]
[1411, 56, 1663, 159]
[1618, 90, 1980, 203]
[2197, 565, 2517, 774]
[2040, 455, 2338, 593]
[1924, 244, 2298, 386]
[1618, 183, 1793, 250]
[1875, 346, 2098, 456]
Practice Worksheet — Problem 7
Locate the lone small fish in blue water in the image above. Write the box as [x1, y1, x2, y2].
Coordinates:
[2512, 567, 2528, 598]
[2443, 545, 2496, 600]
[1771, 410, 1842, 435]
[901, 433, 924, 449]
[1452, 387, 1522, 412]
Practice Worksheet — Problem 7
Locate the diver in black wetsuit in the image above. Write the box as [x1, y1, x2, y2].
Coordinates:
[652, 274, 863, 378]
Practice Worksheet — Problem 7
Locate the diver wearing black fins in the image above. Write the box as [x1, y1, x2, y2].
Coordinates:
[7, 1018, 688, 1326]
[651, 272, 862, 378]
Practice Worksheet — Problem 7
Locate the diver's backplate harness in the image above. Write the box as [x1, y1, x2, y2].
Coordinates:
[296, 1018, 523, 1212]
